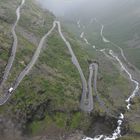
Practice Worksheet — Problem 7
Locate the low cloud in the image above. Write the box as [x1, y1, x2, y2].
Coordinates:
[37, 0, 88, 16]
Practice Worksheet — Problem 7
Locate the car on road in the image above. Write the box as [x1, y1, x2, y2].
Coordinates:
[8, 87, 14, 93]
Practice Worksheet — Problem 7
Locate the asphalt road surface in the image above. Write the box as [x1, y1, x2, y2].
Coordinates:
[0, 21, 91, 112]
[0, 0, 25, 89]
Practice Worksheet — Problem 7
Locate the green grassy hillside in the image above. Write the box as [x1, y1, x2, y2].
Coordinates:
[0, 0, 135, 139]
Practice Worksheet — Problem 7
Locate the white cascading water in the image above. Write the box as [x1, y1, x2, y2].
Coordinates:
[77, 20, 81, 28]
[80, 32, 84, 38]
[81, 18, 139, 139]
[100, 25, 110, 43]
[82, 49, 139, 140]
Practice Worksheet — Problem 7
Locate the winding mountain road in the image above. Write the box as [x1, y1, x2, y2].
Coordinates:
[78, 20, 109, 113]
[91, 62, 109, 113]
[0, 0, 25, 89]
[0, 19, 94, 113]
[80, 63, 100, 113]
[1, 1, 140, 140]
[57, 21, 94, 112]
[12, 22, 56, 91]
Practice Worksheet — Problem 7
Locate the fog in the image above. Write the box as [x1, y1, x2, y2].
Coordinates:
[37, 0, 86, 16]
[37, 0, 116, 16]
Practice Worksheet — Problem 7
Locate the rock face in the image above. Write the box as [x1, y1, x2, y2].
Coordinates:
[64, 131, 84, 140]
[28, 131, 84, 140]
[0, 115, 22, 140]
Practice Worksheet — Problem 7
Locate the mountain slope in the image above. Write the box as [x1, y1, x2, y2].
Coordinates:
[0, 0, 135, 140]
[0, 0, 90, 139]
[62, 1, 140, 139]
[67, 0, 140, 71]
